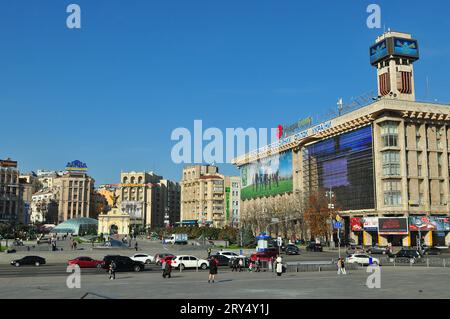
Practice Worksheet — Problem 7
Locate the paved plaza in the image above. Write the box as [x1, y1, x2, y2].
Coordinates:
[0, 264, 449, 299]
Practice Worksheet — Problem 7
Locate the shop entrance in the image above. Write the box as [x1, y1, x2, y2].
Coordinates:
[433, 232, 446, 246]
[385, 235, 403, 247]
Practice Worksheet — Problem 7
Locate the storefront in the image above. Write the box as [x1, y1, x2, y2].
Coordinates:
[409, 216, 450, 247]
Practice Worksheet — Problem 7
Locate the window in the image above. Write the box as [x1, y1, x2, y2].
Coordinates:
[384, 180, 402, 205]
[381, 122, 399, 147]
[382, 151, 400, 176]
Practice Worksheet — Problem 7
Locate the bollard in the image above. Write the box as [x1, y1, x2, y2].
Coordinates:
[427, 258, 429, 268]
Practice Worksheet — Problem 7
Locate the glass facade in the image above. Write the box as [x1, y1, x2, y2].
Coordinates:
[303, 125, 375, 210]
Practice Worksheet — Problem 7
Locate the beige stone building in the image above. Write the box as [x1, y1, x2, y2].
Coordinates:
[53, 171, 95, 223]
[180, 165, 239, 228]
[0, 158, 20, 223]
[119, 171, 180, 229]
[18, 173, 41, 224]
[233, 31, 450, 247]
[224, 176, 241, 227]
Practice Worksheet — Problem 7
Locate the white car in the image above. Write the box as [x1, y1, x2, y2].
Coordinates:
[346, 253, 380, 266]
[171, 255, 209, 270]
[130, 253, 154, 264]
[216, 251, 243, 259]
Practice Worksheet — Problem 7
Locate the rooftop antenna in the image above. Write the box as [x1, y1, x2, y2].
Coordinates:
[337, 98, 343, 116]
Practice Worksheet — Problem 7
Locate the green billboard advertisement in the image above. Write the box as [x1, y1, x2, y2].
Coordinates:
[240, 150, 293, 200]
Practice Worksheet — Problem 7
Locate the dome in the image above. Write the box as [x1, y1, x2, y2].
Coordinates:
[51, 217, 98, 235]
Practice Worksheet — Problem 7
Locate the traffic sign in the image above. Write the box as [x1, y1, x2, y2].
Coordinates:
[333, 221, 343, 229]
[277, 237, 282, 247]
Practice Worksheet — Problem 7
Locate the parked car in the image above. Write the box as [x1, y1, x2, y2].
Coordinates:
[130, 253, 154, 264]
[154, 253, 175, 265]
[389, 249, 422, 263]
[249, 250, 278, 262]
[208, 254, 230, 266]
[101, 255, 145, 272]
[422, 246, 442, 256]
[215, 251, 241, 259]
[346, 245, 366, 255]
[68, 256, 103, 268]
[228, 256, 250, 268]
[284, 244, 300, 255]
[171, 255, 209, 270]
[366, 245, 390, 255]
[346, 253, 380, 266]
[11, 256, 46, 267]
[306, 242, 323, 252]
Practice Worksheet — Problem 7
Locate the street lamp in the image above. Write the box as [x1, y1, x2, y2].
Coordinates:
[326, 188, 335, 248]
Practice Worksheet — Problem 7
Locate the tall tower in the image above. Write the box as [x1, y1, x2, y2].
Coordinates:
[370, 31, 420, 101]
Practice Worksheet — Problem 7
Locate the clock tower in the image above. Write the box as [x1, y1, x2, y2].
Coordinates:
[370, 31, 420, 101]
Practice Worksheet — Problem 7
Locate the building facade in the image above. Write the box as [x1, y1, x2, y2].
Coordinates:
[119, 171, 180, 229]
[29, 189, 58, 224]
[53, 171, 95, 223]
[0, 158, 20, 223]
[234, 31, 450, 247]
[225, 176, 241, 227]
[180, 165, 240, 228]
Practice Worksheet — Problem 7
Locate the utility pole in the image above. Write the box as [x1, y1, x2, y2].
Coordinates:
[326, 188, 335, 248]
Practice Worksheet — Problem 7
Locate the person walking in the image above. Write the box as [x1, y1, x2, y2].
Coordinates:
[275, 255, 283, 277]
[162, 258, 172, 279]
[207, 247, 212, 258]
[255, 258, 261, 272]
[134, 241, 138, 251]
[337, 258, 347, 275]
[109, 260, 116, 280]
[208, 256, 218, 283]
[231, 258, 239, 272]
[238, 258, 244, 272]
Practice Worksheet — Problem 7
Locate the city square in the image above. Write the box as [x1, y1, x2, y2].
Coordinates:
[1, 1, 450, 310]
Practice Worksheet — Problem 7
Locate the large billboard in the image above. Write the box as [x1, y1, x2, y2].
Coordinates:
[378, 217, 408, 235]
[121, 201, 143, 219]
[303, 125, 374, 211]
[409, 216, 450, 232]
[240, 150, 293, 200]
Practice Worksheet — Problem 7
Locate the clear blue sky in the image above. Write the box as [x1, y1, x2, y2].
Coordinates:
[1, 0, 449, 185]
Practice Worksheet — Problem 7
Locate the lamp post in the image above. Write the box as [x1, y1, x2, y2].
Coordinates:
[326, 188, 335, 248]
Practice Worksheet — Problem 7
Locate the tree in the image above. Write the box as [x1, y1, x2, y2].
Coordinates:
[304, 189, 338, 241]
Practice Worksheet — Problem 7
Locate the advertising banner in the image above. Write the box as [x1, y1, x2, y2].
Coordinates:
[350, 218, 363, 231]
[378, 217, 408, 235]
[240, 150, 293, 200]
[409, 216, 450, 232]
[363, 217, 379, 231]
[121, 201, 143, 219]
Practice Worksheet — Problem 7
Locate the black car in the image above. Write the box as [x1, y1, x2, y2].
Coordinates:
[102, 255, 145, 272]
[422, 246, 442, 256]
[389, 249, 422, 263]
[366, 245, 390, 255]
[306, 242, 323, 252]
[208, 254, 230, 266]
[284, 244, 300, 255]
[11, 256, 46, 267]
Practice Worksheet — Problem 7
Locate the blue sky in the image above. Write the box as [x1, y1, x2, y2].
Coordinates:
[1, 0, 449, 185]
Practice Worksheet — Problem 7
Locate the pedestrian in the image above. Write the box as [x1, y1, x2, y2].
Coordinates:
[238, 258, 244, 272]
[248, 261, 254, 272]
[255, 258, 261, 272]
[135, 241, 138, 251]
[73, 241, 77, 250]
[276, 255, 283, 277]
[162, 258, 172, 279]
[232, 258, 239, 272]
[208, 256, 218, 283]
[337, 258, 347, 275]
[207, 247, 212, 258]
[109, 260, 116, 280]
